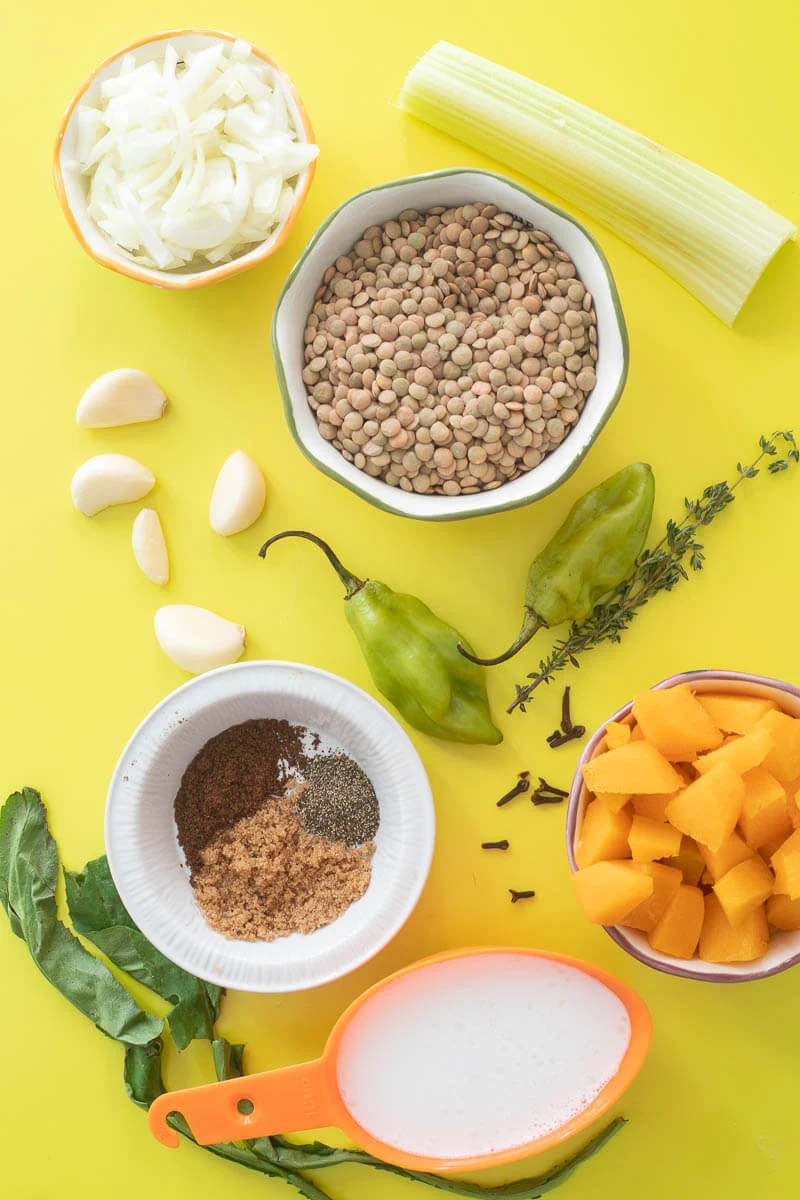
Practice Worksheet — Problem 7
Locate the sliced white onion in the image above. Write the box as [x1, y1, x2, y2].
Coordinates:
[69, 39, 318, 271]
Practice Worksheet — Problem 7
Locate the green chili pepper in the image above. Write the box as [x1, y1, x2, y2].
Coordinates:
[260, 531, 502, 746]
[459, 462, 655, 667]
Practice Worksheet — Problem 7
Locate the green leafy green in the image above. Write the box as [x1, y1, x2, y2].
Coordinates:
[1, 789, 626, 1200]
[0, 789, 162, 1046]
[65, 855, 221, 1050]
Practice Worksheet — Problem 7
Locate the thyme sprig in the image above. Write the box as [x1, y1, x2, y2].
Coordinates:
[508, 432, 799, 714]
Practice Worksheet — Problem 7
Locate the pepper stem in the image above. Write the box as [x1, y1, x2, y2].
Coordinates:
[457, 608, 546, 667]
[259, 530, 365, 598]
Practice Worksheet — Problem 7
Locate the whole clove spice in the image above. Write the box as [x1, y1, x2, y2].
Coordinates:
[509, 889, 536, 903]
[481, 840, 510, 851]
[546, 686, 586, 748]
[496, 771, 531, 807]
[532, 776, 569, 805]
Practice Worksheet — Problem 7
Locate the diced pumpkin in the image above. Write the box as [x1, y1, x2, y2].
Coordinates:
[699, 894, 769, 963]
[790, 786, 800, 828]
[713, 856, 774, 926]
[693, 728, 774, 778]
[621, 863, 683, 933]
[631, 793, 675, 822]
[574, 801, 632, 868]
[594, 791, 632, 814]
[767, 892, 800, 931]
[760, 832, 791, 862]
[700, 867, 714, 885]
[665, 762, 744, 851]
[696, 692, 776, 735]
[605, 721, 631, 750]
[630, 723, 645, 741]
[771, 830, 800, 900]
[632, 684, 723, 761]
[648, 884, 705, 958]
[628, 815, 682, 862]
[755, 710, 800, 785]
[582, 741, 683, 796]
[698, 831, 754, 882]
[664, 836, 706, 886]
[573, 861, 654, 926]
[739, 766, 791, 849]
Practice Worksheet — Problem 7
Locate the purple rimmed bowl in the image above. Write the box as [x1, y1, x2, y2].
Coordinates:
[566, 670, 800, 983]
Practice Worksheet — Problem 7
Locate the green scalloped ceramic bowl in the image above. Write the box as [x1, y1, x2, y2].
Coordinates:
[273, 169, 629, 521]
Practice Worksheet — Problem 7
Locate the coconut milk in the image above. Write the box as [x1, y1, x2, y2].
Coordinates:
[335, 952, 631, 1159]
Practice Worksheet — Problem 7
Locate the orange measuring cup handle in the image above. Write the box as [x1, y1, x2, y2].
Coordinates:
[148, 1058, 337, 1148]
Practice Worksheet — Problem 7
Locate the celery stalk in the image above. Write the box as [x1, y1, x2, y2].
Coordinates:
[399, 42, 795, 325]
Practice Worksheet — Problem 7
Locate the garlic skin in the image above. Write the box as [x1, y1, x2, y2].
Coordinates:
[71, 454, 155, 516]
[132, 509, 169, 585]
[154, 605, 246, 674]
[76, 368, 167, 428]
[209, 451, 266, 536]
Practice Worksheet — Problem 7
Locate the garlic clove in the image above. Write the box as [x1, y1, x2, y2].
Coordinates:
[209, 450, 266, 536]
[76, 368, 167, 428]
[132, 508, 169, 585]
[154, 605, 246, 674]
[71, 454, 156, 516]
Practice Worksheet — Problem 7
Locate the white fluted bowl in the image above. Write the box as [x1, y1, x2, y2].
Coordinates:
[105, 661, 435, 992]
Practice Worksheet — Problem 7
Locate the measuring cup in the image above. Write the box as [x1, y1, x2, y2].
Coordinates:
[149, 946, 651, 1172]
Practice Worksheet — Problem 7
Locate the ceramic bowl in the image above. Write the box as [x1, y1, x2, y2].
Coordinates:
[273, 168, 628, 521]
[105, 661, 435, 992]
[54, 29, 316, 289]
[566, 669, 800, 982]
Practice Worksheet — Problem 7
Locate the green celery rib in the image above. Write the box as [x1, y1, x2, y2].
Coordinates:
[399, 42, 796, 325]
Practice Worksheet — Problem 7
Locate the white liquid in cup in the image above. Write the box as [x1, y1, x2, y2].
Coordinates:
[335, 952, 631, 1159]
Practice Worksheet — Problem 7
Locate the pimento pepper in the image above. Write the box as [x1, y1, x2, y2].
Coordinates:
[260, 531, 502, 746]
[460, 462, 655, 666]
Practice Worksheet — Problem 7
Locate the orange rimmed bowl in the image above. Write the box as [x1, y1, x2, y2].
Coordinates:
[53, 29, 317, 289]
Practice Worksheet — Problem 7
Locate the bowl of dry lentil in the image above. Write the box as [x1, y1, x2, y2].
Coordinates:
[104, 660, 435, 992]
[273, 169, 628, 520]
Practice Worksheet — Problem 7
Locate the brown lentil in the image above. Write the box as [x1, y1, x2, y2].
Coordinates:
[302, 204, 597, 496]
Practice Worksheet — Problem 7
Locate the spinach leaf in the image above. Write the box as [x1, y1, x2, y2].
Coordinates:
[212, 1037, 245, 1081]
[125, 1039, 166, 1110]
[65, 855, 222, 1050]
[0, 789, 162, 1046]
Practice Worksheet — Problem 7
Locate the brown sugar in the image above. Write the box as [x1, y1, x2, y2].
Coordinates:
[190, 781, 374, 941]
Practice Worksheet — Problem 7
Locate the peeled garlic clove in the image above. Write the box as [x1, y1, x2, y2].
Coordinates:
[154, 605, 246, 674]
[132, 508, 169, 585]
[71, 454, 155, 516]
[76, 368, 167, 428]
[209, 450, 266, 536]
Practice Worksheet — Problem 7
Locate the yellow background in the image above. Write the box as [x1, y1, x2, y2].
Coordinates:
[1, 1, 798, 1196]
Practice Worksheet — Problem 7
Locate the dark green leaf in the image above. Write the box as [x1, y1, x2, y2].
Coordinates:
[65, 855, 222, 1050]
[0, 790, 162, 1046]
[212, 1037, 246, 1081]
[125, 1038, 166, 1110]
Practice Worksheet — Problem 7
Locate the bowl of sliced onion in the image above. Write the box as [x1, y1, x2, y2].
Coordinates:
[54, 30, 318, 288]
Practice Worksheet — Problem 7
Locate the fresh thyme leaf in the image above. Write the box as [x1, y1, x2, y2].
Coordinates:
[508, 432, 798, 712]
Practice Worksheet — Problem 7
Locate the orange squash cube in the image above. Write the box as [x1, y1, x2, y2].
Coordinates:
[605, 721, 632, 750]
[697, 831, 753, 882]
[632, 684, 723, 761]
[631, 793, 675, 822]
[582, 741, 683, 796]
[628, 815, 682, 862]
[573, 861, 654, 926]
[693, 728, 774, 778]
[699, 894, 769, 963]
[574, 801, 632, 869]
[697, 692, 776, 735]
[629, 723, 645, 741]
[648, 884, 705, 958]
[739, 766, 791, 849]
[771, 830, 800, 899]
[713, 856, 774, 926]
[790, 787, 800, 829]
[594, 791, 632, 814]
[754, 710, 800, 785]
[621, 863, 683, 933]
[767, 892, 800, 931]
[664, 836, 706, 886]
[665, 761, 744, 851]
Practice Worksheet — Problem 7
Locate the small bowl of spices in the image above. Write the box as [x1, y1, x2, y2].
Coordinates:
[105, 661, 435, 991]
[273, 168, 628, 520]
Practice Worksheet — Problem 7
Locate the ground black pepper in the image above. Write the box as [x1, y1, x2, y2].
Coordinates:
[300, 752, 380, 846]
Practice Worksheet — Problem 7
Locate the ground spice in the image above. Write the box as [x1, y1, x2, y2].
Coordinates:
[191, 782, 374, 941]
[174, 718, 312, 873]
[300, 752, 379, 845]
